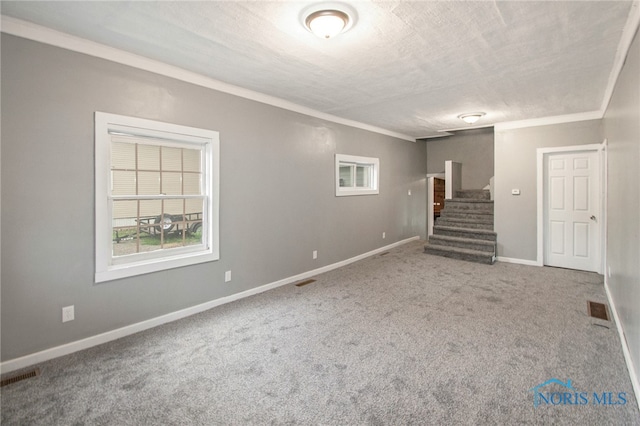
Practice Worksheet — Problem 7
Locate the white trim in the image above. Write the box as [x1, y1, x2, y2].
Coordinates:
[427, 177, 435, 236]
[600, 139, 608, 276]
[536, 144, 603, 271]
[495, 111, 602, 131]
[0, 15, 415, 143]
[95, 112, 220, 283]
[335, 154, 380, 197]
[601, 2, 640, 113]
[536, 148, 546, 267]
[604, 280, 640, 413]
[536, 143, 602, 155]
[0, 236, 420, 374]
[495, 256, 541, 267]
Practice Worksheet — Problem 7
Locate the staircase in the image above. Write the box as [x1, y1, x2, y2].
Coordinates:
[424, 189, 496, 264]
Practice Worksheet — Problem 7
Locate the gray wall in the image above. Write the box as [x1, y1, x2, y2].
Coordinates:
[603, 30, 640, 387]
[0, 35, 427, 361]
[425, 128, 494, 189]
[494, 120, 603, 261]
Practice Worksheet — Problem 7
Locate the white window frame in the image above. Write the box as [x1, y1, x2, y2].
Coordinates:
[95, 112, 220, 283]
[335, 154, 380, 196]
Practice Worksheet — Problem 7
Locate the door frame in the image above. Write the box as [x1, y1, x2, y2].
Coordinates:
[536, 142, 606, 273]
[427, 176, 435, 236]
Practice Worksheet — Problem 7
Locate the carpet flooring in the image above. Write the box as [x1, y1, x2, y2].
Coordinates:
[1, 240, 639, 424]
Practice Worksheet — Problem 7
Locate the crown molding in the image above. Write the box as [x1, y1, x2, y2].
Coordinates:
[601, 1, 640, 113]
[1, 15, 416, 143]
[494, 110, 603, 131]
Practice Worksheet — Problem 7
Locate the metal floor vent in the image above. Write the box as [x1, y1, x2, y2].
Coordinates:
[0, 367, 41, 387]
[295, 279, 316, 287]
[587, 301, 610, 321]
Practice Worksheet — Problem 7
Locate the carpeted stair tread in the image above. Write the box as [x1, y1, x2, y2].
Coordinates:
[455, 189, 491, 200]
[428, 234, 496, 252]
[444, 199, 494, 212]
[428, 188, 496, 264]
[436, 217, 494, 229]
[437, 216, 493, 224]
[436, 222, 493, 231]
[424, 243, 495, 264]
[447, 198, 494, 204]
[433, 226, 497, 242]
[440, 211, 494, 220]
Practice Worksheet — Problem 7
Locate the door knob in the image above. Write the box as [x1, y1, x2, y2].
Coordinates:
[590, 215, 597, 221]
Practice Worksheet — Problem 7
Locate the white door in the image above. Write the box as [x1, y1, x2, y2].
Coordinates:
[544, 150, 600, 272]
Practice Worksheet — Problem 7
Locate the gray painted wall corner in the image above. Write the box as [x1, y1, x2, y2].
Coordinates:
[602, 29, 640, 393]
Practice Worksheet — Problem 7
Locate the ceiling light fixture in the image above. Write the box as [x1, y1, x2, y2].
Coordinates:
[458, 112, 486, 124]
[305, 9, 350, 39]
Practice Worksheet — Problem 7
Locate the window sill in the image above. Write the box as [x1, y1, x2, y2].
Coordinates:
[95, 249, 218, 283]
[336, 188, 380, 197]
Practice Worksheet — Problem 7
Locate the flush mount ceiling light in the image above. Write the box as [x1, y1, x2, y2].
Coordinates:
[304, 9, 351, 39]
[458, 112, 486, 124]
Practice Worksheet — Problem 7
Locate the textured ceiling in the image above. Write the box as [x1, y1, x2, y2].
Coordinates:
[1, 1, 635, 138]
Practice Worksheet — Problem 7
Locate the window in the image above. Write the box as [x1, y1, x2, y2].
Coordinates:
[335, 154, 379, 196]
[95, 112, 219, 282]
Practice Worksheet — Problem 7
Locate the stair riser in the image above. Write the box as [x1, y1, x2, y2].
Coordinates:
[427, 192, 496, 264]
[440, 210, 493, 223]
[445, 202, 494, 212]
[428, 236, 495, 253]
[434, 227, 497, 241]
[424, 246, 494, 264]
[455, 190, 490, 200]
[440, 211, 494, 221]
[435, 220, 494, 230]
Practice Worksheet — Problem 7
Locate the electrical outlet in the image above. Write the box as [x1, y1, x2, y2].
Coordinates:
[408, 189, 412, 196]
[313, 250, 318, 260]
[62, 305, 74, 323]
[225, 271, 232, 282]
[382, 232, 386, 239]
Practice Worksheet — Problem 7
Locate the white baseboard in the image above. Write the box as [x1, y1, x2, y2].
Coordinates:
[495, 256, 541, 267]
[0, 236, 419, 374]
[604, 279, 640, 413]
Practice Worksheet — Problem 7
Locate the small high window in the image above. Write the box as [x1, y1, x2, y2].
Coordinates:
[95, 112, 220, 282]
[335, 154, 379, 196]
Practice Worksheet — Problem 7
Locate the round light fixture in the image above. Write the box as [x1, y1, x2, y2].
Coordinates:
[458, 112, 486, 124]
[305, 9, 350, 39]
